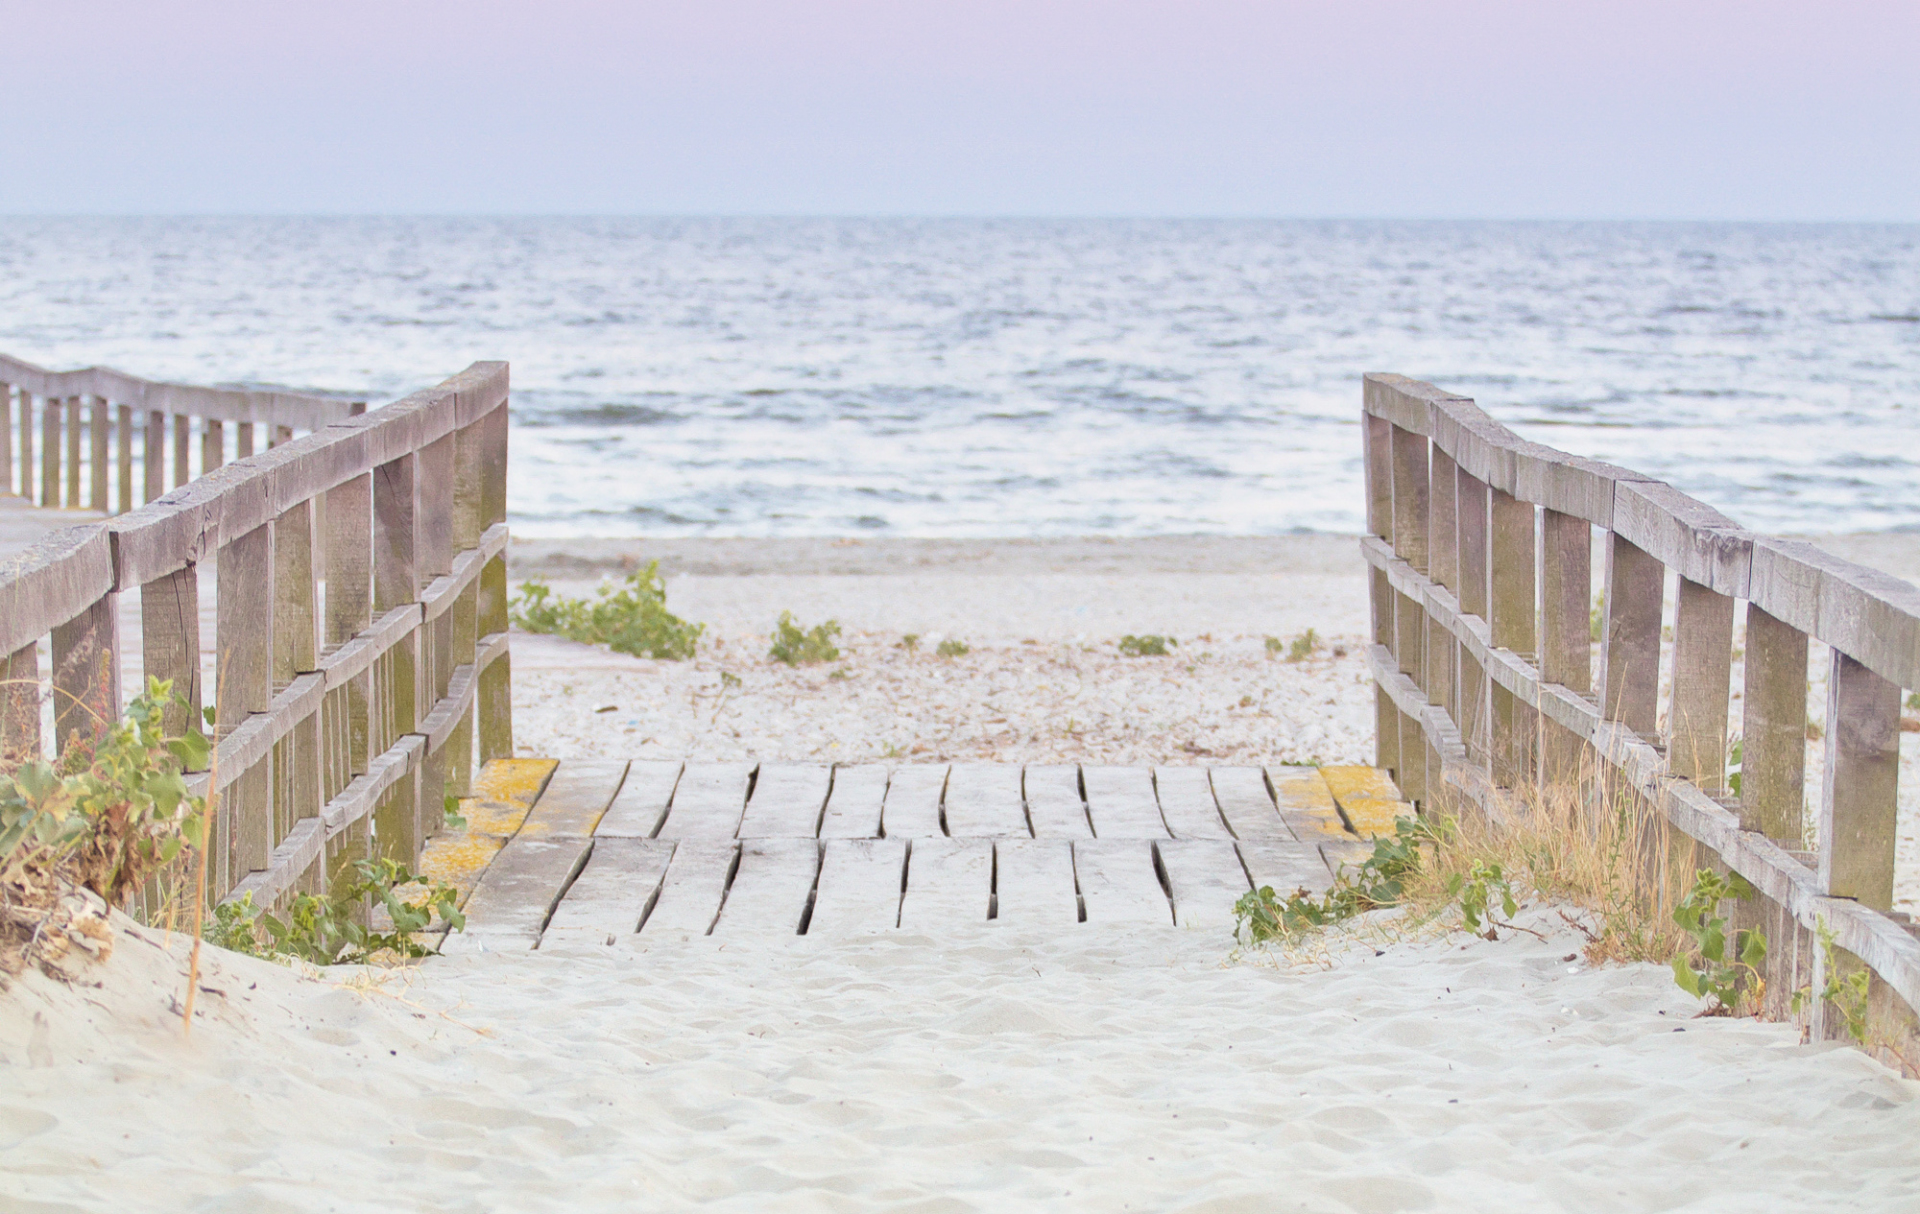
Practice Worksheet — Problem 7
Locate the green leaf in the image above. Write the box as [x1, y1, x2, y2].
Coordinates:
[1672, 955, 1703, 997]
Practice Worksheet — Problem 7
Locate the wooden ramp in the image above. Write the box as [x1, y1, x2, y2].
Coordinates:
[441, 759, 1407, 949]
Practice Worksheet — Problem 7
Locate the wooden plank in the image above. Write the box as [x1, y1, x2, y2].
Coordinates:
[1209, 766, 1288, 839]
[1082, 765, 1168, 838]
[1820, 653, 1900, 910]
[1390, 422, 1429, 574]
[595, 760, 683, 837]
[819, 764, 889, 838]
[140, 563, 202, 740]
[1540, 508, 1591, 693]
[143, 410, 164, 504]
[88, 397, 108, 512]
[898, 837, 991, 929]
[807, 838, 908, 934]
[1318, 766, 1413, 839]
[1669, 576, 1734, 791]
[1739, 605, 1808, 839]
[65, 397, 81, 508]
[881, 764, 947, 837]
[448, 835, 592, 952]
[712, 839, 819, 936]
[943, 762, 1028, 837]
[1, 644, 40, 765]
[171, 413, 189, 488]
[1023, 764, 1091, 838]
[993, 839, 1079, 928]
[115, 403, 132, 513]
[1238, 840, 1337, 899]
[1601, 533, 1663, 734]
[1074, 840, 1171, 926]
[737, 762, 832, 837]
[1155, 840, 1250, 931]
[637, 842, 738, 938]
[1152, 766, 1233, 839]
[521, 758, 629, 839]
[541, 838, 675, 947]
[655, 761, 752, 839]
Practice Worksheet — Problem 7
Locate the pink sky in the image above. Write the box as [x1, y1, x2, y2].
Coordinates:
[2, 0, 1915, 218]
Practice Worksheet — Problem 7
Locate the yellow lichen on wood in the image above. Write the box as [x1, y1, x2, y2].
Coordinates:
[465, 758, 560, 838]
[1320, 765, 1414, 839]
[1267, 766, 1351, 839]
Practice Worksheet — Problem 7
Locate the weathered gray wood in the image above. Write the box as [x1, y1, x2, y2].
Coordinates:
[636, 842, 737, 938]
[1364, 413, 1392, 539]
[1237, 840, 1336, 899]
[522, 759, 629, 838]
[88, 398, 108, 512]
[143, 410, 164, 503]
[1267, 765, 1351, 846]
[807, 838, 908, 933]
[1152, 766, 1232, 839]
[140, 563, 202, 740]
[372, 455, 416, 613]
[273, 501, 317, 690]
[416, 432, 454, 584]
[217, 523, 273, 876]
[882, 764, 948, 837]
[236, 422, 254, 460]
[40, 396, 59, 506]
[1669, 576, 1734, 791]
[171, 414, 190, 487]
[64, 397, 81, 509]
[656, 761, 752, 839]
[737, 762, 832, 837]
[1074, 840, 1170, 925]
[818, 764, 889, 838]
[1023, 764, 1091, 838]
[1375, 681, 1402, 776]
[542, 838, 674, 946]
[1082, 765, 1168, 838]
[1600, 533, 1663, 734]
[1429, 445, 1459, 593]
[993, 838, 1080, 927]
[1209, 766, 1287, 839]
[595, 760, 683, 837]
[476, 554, 512, 761]
[201, 417, 223, 477]
[1540, 508, 1591, 693]
[1393, 589, 1425, 685]
[1456, 464, 1489, 619]
[323, 474, 372, 774]
[1369, 564, 1393, 647]
[1390, 423, 1429, 574]
[712, 839, 819, 936]
[898, 837, 991, 929]
[1, 643, 40, 764]
[115, 403, 132, 514]
[943, 763, 1027, 837]
[1, 385, 12, 498]
[1155, 840, 1250, 930]
[451, 835, 592, 951]
[1739, 605, 1808, 839]
[14, 389, 29, 500]
[1612, 480, 1751, 599]
[1819, 653, 1900, 909]
[1488, 487, 1535, 656]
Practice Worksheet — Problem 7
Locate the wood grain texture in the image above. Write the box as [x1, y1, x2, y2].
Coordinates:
[943, 763, 1027, 837]
[1155, 840, 1250, 930]
[636, 842, 737, 938]
[656, 762, 752, 839]
[808, 838, 908, 933]
[595, 760, 682, 838]
[1023, 764, 1091, 838]
[881, 764, 947, 837]
[542, 838, 674, 947]
[712, 839, 819, 936]
[737, 762, 832, 837]
[993, 839, 1079, 928]
[818, 764, 889, 839]
[1209, 766, 1286, 839]
[1082, 765, 1168, 838]
[898, 837, 991, 929]
[1074, 840, 1169, 925]
[1152, 766, 1232, 839]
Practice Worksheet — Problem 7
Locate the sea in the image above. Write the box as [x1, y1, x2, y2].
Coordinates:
[1, 217, 1915, 538]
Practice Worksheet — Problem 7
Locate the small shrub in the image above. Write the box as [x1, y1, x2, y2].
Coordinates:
[1263, 636, 1284, 657]
[1792, 917, 1871, 1044]
[212, 856, 465, 966]
[1118, 634, 1173, 657]
[898, 634, 920, 651]
[510, 562, 704, 659]
[1287, 629, 1319, 662]
[1671, 868, 1767, 1014]
[935, 639, 970, 658]
[770, 612, 841, 665]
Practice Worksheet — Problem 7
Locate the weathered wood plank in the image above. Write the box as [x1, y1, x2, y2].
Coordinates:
[898, 837, 991, 929]
[1238, 840, 1337, 899]
[448, 835, 592, 953]
[1023, 764, 1091, 838]
[1082, 765, 1168, 838]
[1540, 508, 1591, 693]
[1669, 576, 1734, 792]
[655, 761, 753, 839]
[140, 564, 202, 739]
[1074, 840, 1170, 926]
[1739, 605, 1808, 839]
[881, 764, 947, 837]
[1819, 653, 1900, 910]
[737, 762, 832, 837]
[520, 758, 629, 839]
[595, 760, 683, 838]
[1319, 765, 1413, 839]
[818, 764, 889, 838]
[1390, 422, 1429, 574]
[806, 838, 908, 934]
[541, 838, 675, 947]
[1601, 533, 1662, 734]
[712, 839, 819, 936]
[1267, 765, 1354, 844]
[143, 410, 164, 504]
[1209, 766, 1288, 839]
[88, 397, 109, 512]
[993, 839, 1079, 928]
[1152, 766, 1232, 839]
[1155, 840, 1250, 931]
[637, 842, 738, 938]
[115, 403, 132, 513]
[1, 644, 40, 764]
[942, 763, 1027, 837]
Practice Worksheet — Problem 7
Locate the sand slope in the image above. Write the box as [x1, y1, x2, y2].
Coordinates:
[4, 909, 1918, 1212]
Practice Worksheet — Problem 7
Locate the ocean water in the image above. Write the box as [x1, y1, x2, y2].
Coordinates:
[1, 217, 1915, 537]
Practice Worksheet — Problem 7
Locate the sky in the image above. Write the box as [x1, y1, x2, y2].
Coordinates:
[0, 1, 1915, 220]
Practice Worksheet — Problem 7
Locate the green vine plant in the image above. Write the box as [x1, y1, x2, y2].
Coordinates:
[210, 857, 465, 966]
[1234, 817, 1434, 943]
[770, 612, 842, 665]
[1670, 869, 1767, 1014]
[1790, 917, 1871, 1045]
[1118, 634, 1174, 657]
[510, 562, 705, 659]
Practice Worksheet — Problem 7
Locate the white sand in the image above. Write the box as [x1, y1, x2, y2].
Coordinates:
[5, 906, 1918, 1211]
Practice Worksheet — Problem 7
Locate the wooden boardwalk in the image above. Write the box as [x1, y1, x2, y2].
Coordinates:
[441, 760, 1409, 950]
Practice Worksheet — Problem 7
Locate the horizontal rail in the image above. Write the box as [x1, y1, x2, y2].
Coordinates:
[0, 353, 358, 428]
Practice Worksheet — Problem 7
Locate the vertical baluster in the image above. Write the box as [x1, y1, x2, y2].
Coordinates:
[236, 422, 255, 460]
[1364, 413, 1392, 540]
[326, 474, 373, 773]
[115, 404, 133, 514]
[15, 388, 31, 500]
[1669, 577, 1735, 791]
[0, 384, 12, 499]
[1600, 535, 1663, 735]
[172, 415, 191, 487]
[217, 523, 274, 895]
[1426, 446, 1458, 721]
[1819, 652, 1899, 910]
[202, 418, 224, 475]
[89, 397, 110, 512]
[1540, 509, 1591, 785]
[476, 399, 514, 763]
[1739, 606, 1808, 840]
[1455, 466, 1490, 764]
[1487, 488, 1537, 787]
[64, 396, 82, 509]
[41, 395, 60, 506]
[141, 564, 203, 739]
[144, 411, 166, 503]
[415, 433, 455, 846]
[373, 453, 419, 865]
[50, 593, 120, 755]
[446, 420, 484, 799]
[274, 501, 320, 848]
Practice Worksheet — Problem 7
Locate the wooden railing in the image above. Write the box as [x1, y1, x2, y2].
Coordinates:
[1, 353, 364, 514]
[0, 358, 513, 911]
[1364, 374, 1920, 1053]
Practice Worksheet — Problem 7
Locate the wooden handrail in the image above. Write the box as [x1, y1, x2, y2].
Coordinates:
[1363, 372, 1920, 1063]
[0, 360, 513, 915]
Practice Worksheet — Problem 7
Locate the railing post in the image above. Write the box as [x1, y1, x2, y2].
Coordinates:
[15, 388, 31, 500]
[202, 418, 224, 475]
[1488, 487, 1537, 788]
[141, 564, 203, 740]
[144, 410, 166, 503]
[274, 501, 320, 848]
[1668, 577, 1734, 791]
[1540, 509, 1591, 785]
[50, 592, 120, 756]
[1739, 606, 1808, 840]
[115, 403, 133, 514]
[64, 396, 82, 509]
[415, 432, 456, 846]
[172, 415, 191, 487]
[326, 473, 373, 773]
[1819, 651, 1899, 910]
[447, 420, 486, 798]
[1600, 535, 1662, 735]
[1, 384, 12, 498]
[1456, 466, 1490, 764]
[41, 395, 60, 506]
[89, 396, 110, 512]
[477, 398, 514, 763]
[216, 523, 274, 894]
[373, 453, 420, 866]
[1, 643, 40, 765]
[236, 422, 255, 460]
[1426, 446, 1458, 727]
